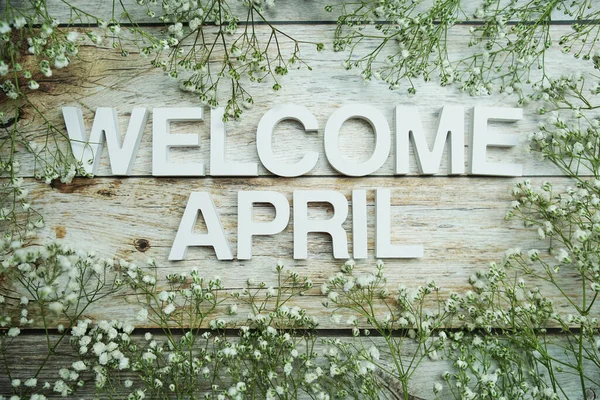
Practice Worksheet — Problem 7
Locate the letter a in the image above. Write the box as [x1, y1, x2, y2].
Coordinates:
[169, 192, 233, 260]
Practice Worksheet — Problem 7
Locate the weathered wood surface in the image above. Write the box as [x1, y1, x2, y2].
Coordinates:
[2, 3, 599, 398]
[1, 334, 596, 400]
[12, 25, 595, 178]
[30, 176, 541, 269]
[0, 176, 576, 327]
[11, 0, 586, 24]
[3, 24, 595, 326]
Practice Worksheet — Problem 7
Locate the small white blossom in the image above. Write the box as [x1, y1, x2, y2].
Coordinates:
[137, 308, 148, 322]
[0, 61, 8, 76]
[163, 303, 175, 315]
[0, 21, 11, 34]
[14, 17, 27, 29]
[72, 360, 87, 371]
[555, 248, 570, 263]
[66, 31, 79, 42]
[7, 327, 20, 337]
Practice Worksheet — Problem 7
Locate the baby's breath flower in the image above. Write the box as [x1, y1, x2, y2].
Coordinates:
[72, 360, 87, 371]
[7, 327, 20, 337]
[162, 303, 175, 315]
[24, 377, 37, 387]
[0, 21, 11, 34]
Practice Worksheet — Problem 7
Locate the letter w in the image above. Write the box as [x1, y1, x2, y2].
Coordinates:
[62, 107, 149, 175]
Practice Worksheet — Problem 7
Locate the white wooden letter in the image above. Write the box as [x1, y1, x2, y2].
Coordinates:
[169, 192, 233, 260]
[256, 104, 319, 177]
[324, 104, 391, 176]
[62, 107, 148, 175]
[293, 191, 349, 259]
[375, 189, 423, 258]
[211, 107, 258, 176]
[395, 106, 464, 175]
[153, 107, 205, 176]
[237, 191, 290, 260]
[469, 107, 523, 176]
[352, 189, 368, 259]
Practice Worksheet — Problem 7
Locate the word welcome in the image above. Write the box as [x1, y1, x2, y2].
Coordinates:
[170, 189, 423, 261]
[62, 104, 524, 177]
[61, 104, 524, 260]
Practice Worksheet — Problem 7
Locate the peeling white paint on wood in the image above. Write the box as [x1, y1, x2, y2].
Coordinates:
[0, 334, 595, 399]
[26, 0, 577, 24]
[1, 3, 598, 398]
[10, 25, 591, 178]
[1, 176, 579, 328]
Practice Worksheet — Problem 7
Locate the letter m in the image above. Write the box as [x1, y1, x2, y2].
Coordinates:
[395, 106, 464, 175]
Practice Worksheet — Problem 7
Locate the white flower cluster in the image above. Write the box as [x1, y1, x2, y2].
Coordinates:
[0, 242, 123, 399]
[530, 107, 600, 173]
[133, 0, 320, 120]
[0, 5, 82, 99]
[121, 259, 228, 330]
[0, 3, 99, 239]
[333, 0, 464, 94]
[321, 260, 450, 397]
[444, 328, 562, 400]
[68, 318, 135, 389]
[1, 241, 117, 334]
[510, 177, 600, 286]
[324, 260, 447, 338]
[333, 0, 600, 103]
[0, 173, 43, 237]
[468, 264, 552, 329]
[0, 134, 88, 239]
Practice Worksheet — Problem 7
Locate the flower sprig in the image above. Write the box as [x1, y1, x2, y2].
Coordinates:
[0, 1, 93, 240]
[329, 0, 600, 102]
[329, 0, 466, 94]
[139, 0, 323, 121]
[323, 259, 453, 399]
[0, 241, 120, 399]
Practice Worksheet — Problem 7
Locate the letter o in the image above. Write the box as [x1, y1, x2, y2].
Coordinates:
[324, 105, 391, 176]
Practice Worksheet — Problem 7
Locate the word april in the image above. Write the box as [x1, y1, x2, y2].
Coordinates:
[170, 189, 423, 261]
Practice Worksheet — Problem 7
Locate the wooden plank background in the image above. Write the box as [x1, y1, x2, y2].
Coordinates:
[2, 334, 593, 399]
[2, 1, 599, 398]
[15, 25, 582, 177]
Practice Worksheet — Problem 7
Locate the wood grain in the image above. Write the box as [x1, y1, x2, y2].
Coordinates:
[0, 334, 595, 400]
[1, 4, 598, 398]
[13, 0, 585, 24]
[0, 176, 579, 327]
[11, 25, 592, 178]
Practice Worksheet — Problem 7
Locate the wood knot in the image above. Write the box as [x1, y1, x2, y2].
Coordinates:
[50, 180, 83, 194]
[0, 107, 24, 128]
[97, 189, 116, 197]
[134, 238, 150, 252]
[55, 226, 67, 239]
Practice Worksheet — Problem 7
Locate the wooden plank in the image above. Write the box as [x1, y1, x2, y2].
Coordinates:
[1, 3, 597, 399]
[0, 176, 581, 327]
[9, 0, 590, 24]
[10, 25, 592, 178]
[0, 334, 595, 399]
